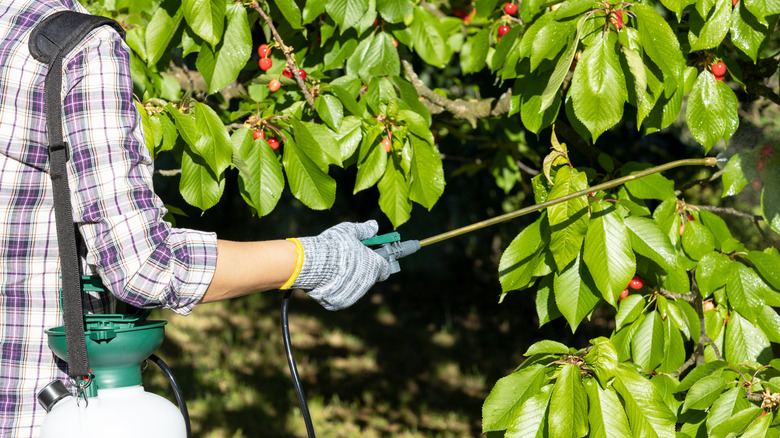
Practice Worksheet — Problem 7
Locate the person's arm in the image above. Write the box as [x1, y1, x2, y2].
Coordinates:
[200, 239, 298, 303]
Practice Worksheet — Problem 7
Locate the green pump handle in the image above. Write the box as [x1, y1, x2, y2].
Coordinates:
[362, 233, 420, 275]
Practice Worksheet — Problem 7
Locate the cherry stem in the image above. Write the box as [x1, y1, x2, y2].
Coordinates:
[249, 1, 315, 109]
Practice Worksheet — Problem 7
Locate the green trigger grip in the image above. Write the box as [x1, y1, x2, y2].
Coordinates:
[361, 232, 401, 246]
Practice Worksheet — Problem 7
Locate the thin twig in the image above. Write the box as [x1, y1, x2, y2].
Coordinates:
[658, 288, 696, 303]
[249, 2, 315, 109]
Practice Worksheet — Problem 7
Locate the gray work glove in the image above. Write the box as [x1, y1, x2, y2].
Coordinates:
[291, 220, 391, 310]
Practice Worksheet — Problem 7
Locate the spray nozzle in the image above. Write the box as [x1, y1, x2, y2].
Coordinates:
[362, 233, 420, 275]
[715, 150, 731, 170]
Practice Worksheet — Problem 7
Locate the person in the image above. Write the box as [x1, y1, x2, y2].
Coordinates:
[0, 1, 391, 436]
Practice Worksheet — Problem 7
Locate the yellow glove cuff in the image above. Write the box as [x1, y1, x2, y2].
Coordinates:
[280, 238, 304, 290]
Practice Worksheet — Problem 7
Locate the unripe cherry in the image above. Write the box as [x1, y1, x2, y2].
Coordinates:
[381, 138, 392, 152]
[268, 79, 281, 92]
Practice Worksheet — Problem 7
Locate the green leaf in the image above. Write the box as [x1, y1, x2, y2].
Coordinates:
[583, 204, 636, 307]
[554, 0, 598, 19]
[685, 69, 739, 152]
[291, 119, 342, 168]
[689, 0, 731, 50]
[519, 71, 562, 135]
[408, 136, 444, 209]
[621, 45, 648, 109]
[624, 216, 678, 272]
[695, 252, 732, 296]
[725, 311, 772, 365]
[721, 152, 758, 196]
[743, 0, 780, 21]
[505, 384, 553, 438]
[761, 156, 780, 234]
[745, 250, 780, 290]
[232, 128, 284, 216]
[623, 170, 676, 201]
[410, 7, 452, 67]
[615, 294, 646, 331]
[539, 16, 586, 113]
[334, 116, 363, 161]
[681, 219, 716, 260]
[706, 387, 751, 435]
[554, 253, 601, 332]
[345, 31, 400, 80]
[179, 145, 225, 210]
[710, 406, 763, 437]
[536, 275, 562, 326]
[677, 300, 702, 344]
[378, 157, 412, 228]
[614, 364, 677, 438]
[739, 408, 771, 437]
[330, 77, 363, 117]
[730, 1, 773, 61]
[282, 138, 337, 210]
[302, 0, 326, 24]
[549, 364, 588, 438]
[530, 19, 574, 71]
[327, 0, 369, 29]
[397, 110, 434, 144]
[354, 134, 387, 194]
[682, 374, 730, 412]
[182, 0, 225, 47]
[134, 102, 156, 157]
[195, 3, 252, 94]
[547, 167, 589, 270]
[570, 31, 627, 142]
[192, 102, 233, 176]
[698, 210, 734, 247]
[584, 379, 632, 438]
[658, 315, 686, 373]
[274, 0, 303, 29]
[376, 0, 413, 22]
[525, 340, 570, 356]
[125, 24, 147, 63]
[145, 0, 183, 65]
[676, 361, 728, 393]
[584, 337, 619, 387]
[461, 27, 490, 74]
[499, 216, 546, 292]
[634, 4, 685, 82]
[315, 95, 344, 131]
[727, 263, 766, 323]
[631, 310, 665, 370]
[482, 365, 547, 432]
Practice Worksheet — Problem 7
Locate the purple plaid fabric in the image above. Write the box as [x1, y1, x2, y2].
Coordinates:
[0, 1, 218, 435]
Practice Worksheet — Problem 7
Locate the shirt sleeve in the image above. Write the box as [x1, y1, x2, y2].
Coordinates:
[59, 26, 218, 315]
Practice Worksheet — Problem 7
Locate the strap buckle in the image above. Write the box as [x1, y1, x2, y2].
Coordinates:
[70, 374, 92, 407]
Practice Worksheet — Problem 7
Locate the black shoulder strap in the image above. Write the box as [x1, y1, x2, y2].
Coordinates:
[29, 11, 125, 382]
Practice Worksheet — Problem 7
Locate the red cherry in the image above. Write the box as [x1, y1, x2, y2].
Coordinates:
[381, 138, 391, 152]
[620, 288, 629, 300]
[757, 158, 766, 172]
[504, 3, 518, 15]
[453, 8, 467, 18]
[257, 44, 271, 58]
[464, 10, 476, 22]
[703, 301, 715, 312]
[268, 79, 281, 92]
[629, 276, 643, 290]
[253, 130, 266, 140]
[711, 61, 727, 76]
[760, 145, 774, 157]
[752, 179, 763, 191]
[267, 137, 279, 150]
[611, 10, 624, 29]
[732, 0, 738, 6]
[714, 75, 725, 81]
[282, 68, 293, 78]
[687, 214, 694, 221]
[298, 69, 307, 80]
[259, 58, 273, 71]
[498, 25, 510, 37]
[392, 38, 398, 47]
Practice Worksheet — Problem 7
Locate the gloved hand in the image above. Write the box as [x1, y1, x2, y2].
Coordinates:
[287, 220, 391, 310]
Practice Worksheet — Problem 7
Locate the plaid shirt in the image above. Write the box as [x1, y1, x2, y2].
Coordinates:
[0, 1, 218, 435]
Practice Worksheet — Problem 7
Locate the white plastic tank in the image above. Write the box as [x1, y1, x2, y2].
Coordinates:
[39, 383, 185, 437]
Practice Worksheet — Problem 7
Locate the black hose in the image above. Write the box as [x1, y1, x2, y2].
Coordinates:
[149, 354, 191, 438]
[282, 290, 316, 438]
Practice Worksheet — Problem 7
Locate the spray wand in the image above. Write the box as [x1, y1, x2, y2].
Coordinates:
[283, 157, 717, 437]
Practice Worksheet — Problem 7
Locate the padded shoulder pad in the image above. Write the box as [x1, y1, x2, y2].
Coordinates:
[29, 10, 125, 64]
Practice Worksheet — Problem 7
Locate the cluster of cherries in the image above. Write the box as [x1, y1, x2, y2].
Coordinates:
[257, 43, 308, 93]
[619, 275, 643, 300]
[251, 129, 280, 150]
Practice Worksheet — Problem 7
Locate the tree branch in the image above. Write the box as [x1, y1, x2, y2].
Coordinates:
[401, 59, 510, 128]
[250, 2, 316, 109]
[687, 204, 777, 247]
[658, 288, 696, 303]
